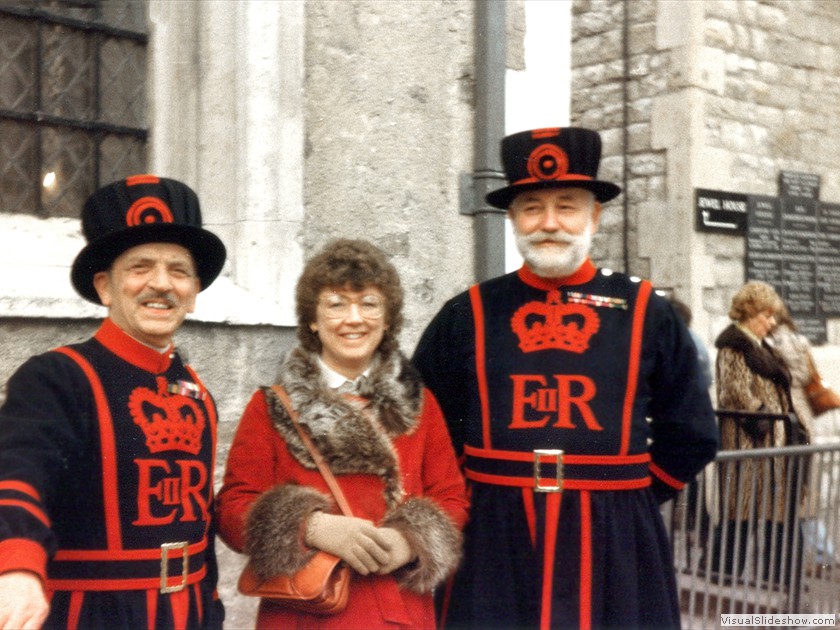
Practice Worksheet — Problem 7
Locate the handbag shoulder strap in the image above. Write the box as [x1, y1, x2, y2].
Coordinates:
[270, 385, 354, 517]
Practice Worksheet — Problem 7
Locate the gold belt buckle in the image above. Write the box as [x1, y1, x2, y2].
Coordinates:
[160, 541, 189, 593]
[533, 449, 564, 493]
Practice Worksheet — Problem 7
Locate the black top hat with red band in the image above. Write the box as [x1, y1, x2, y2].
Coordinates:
[71, 174, 227, 304]
[486, 127, 621, 209]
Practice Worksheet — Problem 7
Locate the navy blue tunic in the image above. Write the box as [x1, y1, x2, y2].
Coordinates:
[0, 319, 223, 629]
[413, 261, 718, 630]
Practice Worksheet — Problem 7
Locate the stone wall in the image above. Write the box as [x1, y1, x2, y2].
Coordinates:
[301, 0, 477, 348]
[570, 0, 840, 372]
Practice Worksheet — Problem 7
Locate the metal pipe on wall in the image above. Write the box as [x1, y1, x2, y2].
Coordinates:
[464, 0, 507, 283]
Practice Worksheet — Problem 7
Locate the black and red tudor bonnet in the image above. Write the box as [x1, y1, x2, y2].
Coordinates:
[70, 174, 227, 304]
[485, 127, 622, 209]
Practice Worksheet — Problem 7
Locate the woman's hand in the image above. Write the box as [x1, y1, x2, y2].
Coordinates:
[374, 527, 416, 575]
[305, 512, 391, 574]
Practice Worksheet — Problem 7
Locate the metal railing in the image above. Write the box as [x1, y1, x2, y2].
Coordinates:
[663, 411, 840, 628]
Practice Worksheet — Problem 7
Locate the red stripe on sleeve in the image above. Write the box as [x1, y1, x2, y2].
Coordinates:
[0, 499, 50, 527]
[0, 481, 42, 501]
[650, 462, 686, 490]
[0, 538, 48, 579]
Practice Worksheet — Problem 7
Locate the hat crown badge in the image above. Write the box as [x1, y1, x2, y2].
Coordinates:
[125, 196, 175, 227]
[527, 142, 570, 182]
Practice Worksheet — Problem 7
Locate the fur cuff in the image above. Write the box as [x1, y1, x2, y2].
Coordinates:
[382, 497, 463, 593]
[244, 484, 331, 580]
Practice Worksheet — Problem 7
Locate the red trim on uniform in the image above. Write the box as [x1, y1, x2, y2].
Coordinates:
[464, 444, 649, 466]
[47, 565, 206, 592]
[171, 588, 189, 630]
[579, 491, 592, 630]
[517, 259, 597, 292]
[0, 481, 41, 501]
[620, 280, 651, 455]
[0, 538, 49, 578]
[469, 285, 492, 449]
[147, 589, 157, 629]
[193, 583, 203, 624]
[464, 470, 651, 491]
[126, 174, 160, 186]
[0, 499, 50, 527]
[649, 462, 685, 490]
[540, 492, 562, 630]
[512, 174, 594, 186]
[67, 591, 84, 630]
[185, 365, 216, 526]
[94, 319, 173, 374]
[522, 489, 537, 548]
[53, 347, 123, 550]
[54, 539, 206, 561]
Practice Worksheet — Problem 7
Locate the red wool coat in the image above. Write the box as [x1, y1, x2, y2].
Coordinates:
[216, 348, 469, 629]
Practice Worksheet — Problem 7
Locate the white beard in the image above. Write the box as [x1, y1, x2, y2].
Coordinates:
[514, 222, 593, 278]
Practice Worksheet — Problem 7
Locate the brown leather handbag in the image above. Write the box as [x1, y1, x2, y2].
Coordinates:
[805, 353, 840, 416]
[237, 386, 352, 614]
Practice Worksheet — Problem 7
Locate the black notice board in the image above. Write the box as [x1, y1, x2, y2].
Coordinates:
[747, 196, 840, 323]
[818, 202, 840, 315]
[695, 189, 747, 235]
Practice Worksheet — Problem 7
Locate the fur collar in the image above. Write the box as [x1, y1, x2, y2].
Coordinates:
[715, 323, 790, 388]
[264, 346, 424, 508]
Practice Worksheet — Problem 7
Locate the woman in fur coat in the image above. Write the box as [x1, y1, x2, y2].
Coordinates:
[712, 281, 798, 586]
[216, 239, 469, 629]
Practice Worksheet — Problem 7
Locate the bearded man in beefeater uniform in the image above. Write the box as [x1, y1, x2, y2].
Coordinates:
[413, 127, 719, 630]
[0, 176, 226, 629]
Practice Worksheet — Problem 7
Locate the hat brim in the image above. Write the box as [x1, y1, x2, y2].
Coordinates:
[486, 179, 622, 209]
[71, 223, 227, 304]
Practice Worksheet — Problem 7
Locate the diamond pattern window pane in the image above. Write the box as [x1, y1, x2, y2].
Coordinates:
[0, 121, 37, 215]
[41, 127, 96, 218]
[101, 38, 146, 128]
[0, 1, 148, 219]
[42, 26, 97, 121]
[100, 136, 147, 185]
[0, 16, 37, 112]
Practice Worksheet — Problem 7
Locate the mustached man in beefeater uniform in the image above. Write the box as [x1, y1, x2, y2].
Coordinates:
[413, 128, 719, 629]
[0, 176, 226, 629]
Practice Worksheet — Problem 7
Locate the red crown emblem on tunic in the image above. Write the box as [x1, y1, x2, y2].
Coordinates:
[129, 378, 206, 454]
[510, 291, 600, 353]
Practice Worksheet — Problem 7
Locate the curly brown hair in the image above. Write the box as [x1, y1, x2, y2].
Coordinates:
[728, 281, 783, 323]
[295, 239, 404, 356]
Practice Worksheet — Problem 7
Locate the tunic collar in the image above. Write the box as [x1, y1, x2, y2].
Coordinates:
[517, 258, 598, 291]
[94, 318, 174, 374]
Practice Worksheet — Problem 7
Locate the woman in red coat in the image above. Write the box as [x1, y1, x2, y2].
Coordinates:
[216, 239, 469, 629]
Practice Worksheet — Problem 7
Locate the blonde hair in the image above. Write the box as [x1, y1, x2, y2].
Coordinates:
[728, 281, 782, 323]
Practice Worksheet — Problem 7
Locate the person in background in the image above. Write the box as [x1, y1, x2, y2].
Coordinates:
[712, 281, 798, 587]
[0, 176, 226, 629]
[670, 296, 713, 391]
[413, 127, 718, 629]
[767, 304, 813, 444]
[216, 239, 468, 629]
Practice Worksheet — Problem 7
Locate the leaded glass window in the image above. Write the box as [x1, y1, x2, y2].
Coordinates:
[0, 1, 148, 218]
